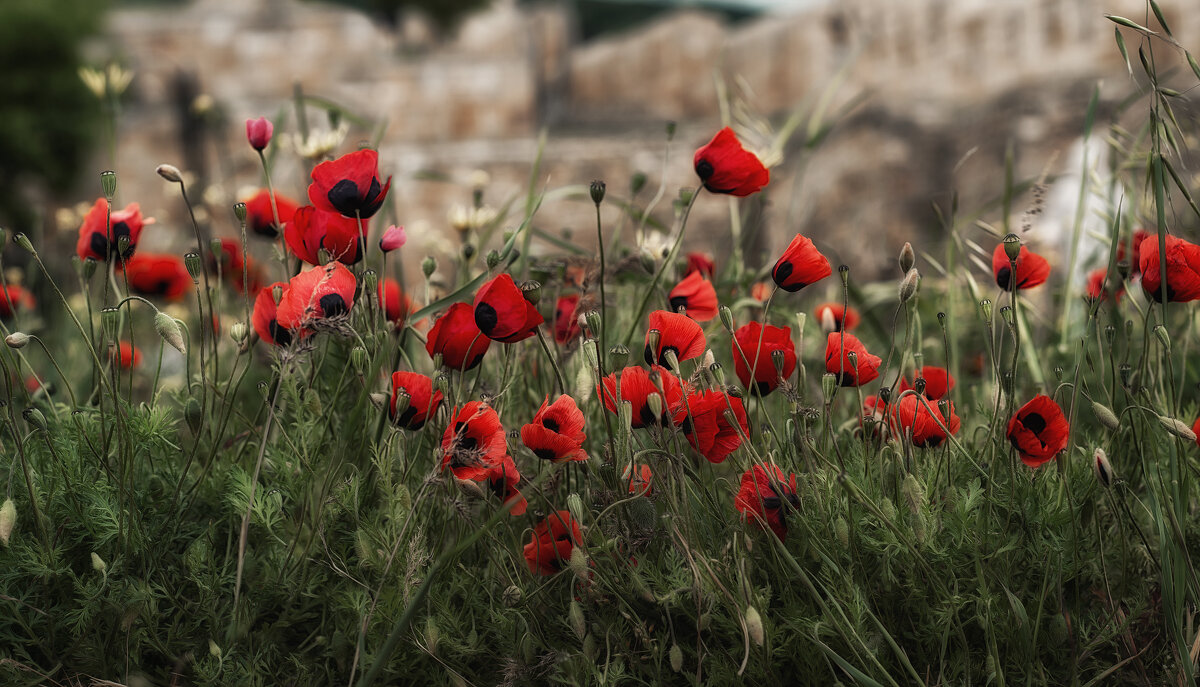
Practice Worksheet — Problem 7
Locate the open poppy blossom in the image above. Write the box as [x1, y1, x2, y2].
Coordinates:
[623, 463, 653, 496]
[111, 341, 142, 369]
[389, 371, 443, 431]
[1007, 395, 1069, 468]
[1085, 267, 1122, 304]
[598, 365, 685, 429]
[123, 253, 192, 302]
[521, 394, 587, 463]
[992, 242, 1051, 291]
[275, 262, 357, 332]
[243, 189, 298, 239]
[308, 148, 391, 219]
[685, 252, 715, 278]
[898, 366, 955, 401]
[378, 278, 414, 331]
[891, 394, 960, 448]
[426, 302, 491, 371]
[693, 127, 769, 197]
[671, 390, 749, 463]
[644, 310, 705, 366]
[209, 238, 265, 294]
[284, 205, 368, 266]
[473, 273, 544, 343]
[251, 282, 294, 346]
[479, 454, 527, 516]
[772, 233, 832, 292]
[76, 197, 151, 262]
[735, 463, 798, 540]
[814, 302, 859, 332]
[441, 401, 507, 481]
[523, 510, 583, 576]
[1119, 229, 1153, 274]
[1137, 233, 1200, 303]
[731, 322, 795, 395]
[554, 294, 582, 344]
[825, 332, 881, 387]
[0, 285, 36, 318]
[667, 271, 718, 321]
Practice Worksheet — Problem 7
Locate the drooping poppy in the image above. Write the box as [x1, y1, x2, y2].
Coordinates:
[771, 233, 832, 292]
[473, 273, 544, 343]
[734, 463, 798, 540]
[274, 262, 357, 331]
[389, 371, 443, 431]
[523, 510, 583, 576]
[243, 189, 298, 239]
[671, 390, 749, 463]
[667, 271, 719, 322]
[1006, 395, 1069, 468]
[891, 393, 960, 448]
[814, 302, 860, 332]
[693, 127, 769, 197]
[123, 253, 192, 302]
[597, 365, 686, 429]
[441, 401, 507, 481]
[284, 205, 368, 266]
[480, 454, 527, 516]
[685, 252, 715, 278]
[378, 278, 414, 331]
[825, 332, 881, 387]
[426, 302, 491, 371]
[731, 322, 796, 395]
[992, 242, 1051, 291]
[1137, 233, 1200, 303]
[1084, 267, 1122, 304]
[308, 148, 391, 219]
[554, 294, 582, 345]
[898, 366, 955, 401]
[251, 282, 293, 347]
[0, 285, 36, 318]
[76, 198, 151, 262]
[644, 310, 705, 366]
[623, 463, 653, 496]
[521, 394, 588, 463]
[111, 341, 142, 369]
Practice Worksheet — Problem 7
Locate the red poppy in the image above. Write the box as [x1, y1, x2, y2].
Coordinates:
[111, 341, 142, 369]
[76, 198, 151, 262]
[623, 464, 652, 496]
[1006, 395, 1069, 468]
[671, 390, 749, 463]
[523, 510, 583, 576]
[992, 242, 1051, 291]
[897, 366, 955, 400]
[1085, 267, 1122, 304]
[0, 285, 36, 318]
[246, 116, 273, 151]
[825, 332, 881, 387]
[1120, 229, 1153, 274]
[597, 365, 685, 429]
[1192, 416, 1200, 448]
[426, 302, 491, 371]
[284, 205, 368, 266]
[750, 282, 771, 301]
[389, 371, 443, 431]
[667, 271, 718, 322]
[521, 394, 587, 463]
[731, 322, 796, 395]
[441, 401, 507, 481]
[772, 234, 832, 292]
[1137, 234, 1200, 303]
[378, 278, 414, 331]
[243, 189, 298, 239]
[644, 310, 705, 366]
[814, 302, 859, 332]
[210, 238, 266, 295]
[891, 393, 960, 448]
[554, 294, 582, 344]
[480, 454, 527, 516]
[693, 127, 769, 197]
[275, 262, 357, 331]
[252, 282, 293, 347]
[473, 273, 544, 343]
[734, 463, 798, 540]
[308, 149, 391, 219]
[123, 253, 192, 302]
[685, 252, 715, 278]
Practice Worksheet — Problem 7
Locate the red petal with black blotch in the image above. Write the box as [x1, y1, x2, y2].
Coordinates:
[991, 243, 1051, 291]
[814, 302, 860, 332]
[693, 127, 770, 197]
[672, 390, 748, 463]
[825, 332, 881, 387]
[644, 310, 705, 366]
[731, 322, 795, 396]
[474, 273, 544, 342]
[275, 262, 357, 331]
[441, 401, 507, 481]
[1193, 416, 1200, 449]
[284, 206, 367, 266]
[554, 294, 582, 344]
[308, 149, 391, 219]
[1006, 394, 1069, 468]
[623, 463, 653, 496]
[481, 454, 527, 516]
[244, 189, 298, 238]
[685, 252, 715, 278]
[771, 233, 832, 292]
[389, 371, 443, 431]
[123, 253, 193, 302]
[76, 198, 149, 262]
[735, 464, 798, 541]
[111, 341, 143, 369]
[0, 285, 36, 318]
[667, 271, 718, 322]
[521, 394, 587, 462]
[1138, 234, 1200, 303]
[1085, 267, 1122, 304]
[597, 365, 685, 429]
[523, 510, 582, 576]
[426, 302, 491, 371]
[378, 278, 414, 331]
[252, 282, 295, 347]
[897, 366, 955, 401]
[891, 394, 960, 448]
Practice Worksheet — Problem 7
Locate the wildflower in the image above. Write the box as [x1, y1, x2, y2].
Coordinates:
[685, 252, 715, 278]
[523, 510, 583, 576]
[479, 454, 527, 515]
[1007, 395, 1070, 467]
[426, 302, 491, 370]
[441, 402, 507, 480]
[76, 198, 151, 262]
[891, 394, 960, 448]
[597, 365, 685, 429]
[1194, 416, 1200, 448]
[750, 282, 771, 301]
[377, 278, 414, 331]
[473, 273, 544, 343]
[693, 127, 769, 197]
[771, 233, 832, 292]
[667, 271, 718, 321]
[671, 390, 749, 463]
[521, 394, 588, 463]
[1137, 233, 1200, 303]
[554, 294, 582, 344]
[123, 253, 193, 302]
[252, 282, 292, 346]
[111, 341, 142, 369]
[379, 225, 407, 253]
[898, 366, 955, 400]
[735, 463, 798, 540]
[243, 189, 298, 239]
[1085, 267, 1123, 304]
[0, 285, 36, 318]
[389, 371, 443, 431]
[210, 238, 265, 295]
[814, 302, 859, 332]
[1121, 229, 1153, 274]
[623, 464, 653, 496]
[825, 332, 881, 387]
[274, 262, 357, 331]
[731, 322, 795, 395]
[643, 310, 705, 366]
[284, 205, 367, 266]
[246, 117, 273, 151]
[991, 242, 1050, 291]
[308, 149, 391, 219]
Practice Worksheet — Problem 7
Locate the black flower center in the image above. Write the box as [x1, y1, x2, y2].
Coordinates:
[327, 179, 361, 215]
[695, 159, 714, 181]
[669, 296, 688, 313]
[475, 302, 498, 335]
[542, 418, 559, 433]
[534, 448, 557, 461]
[269, 320, 292, 346]
[319, 294, 348, 317]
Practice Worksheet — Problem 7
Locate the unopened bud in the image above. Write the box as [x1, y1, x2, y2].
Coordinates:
[585, 310, 602, 338]
[350, 346, 368, 373]
[156, 164, 183, 183]
[421, 256, 437, 278]
[101, 307, 121, 342]
[484, 249, 499, 269]
[503, 585, 523, 607]
[5, 332, 30, 349]
[1154, 325, 1171, 352]
[646, 392, 664, 421]
[899, 268, 920, 302]
[669, 644, 683, 672]
[185, 398, 202, 434]
[834, 517, 849, 549]
[12, 233, 34, 254]
[23, 408, 47, 432]
[566, 493, 586, 526]
[1092, 402, 1119, 431]
[208, 640, 222, 659]
[898, 242, 915, 273]
[821, 373, 837, 402]
[154, 311, 187, 354]
[744, 606, 764, 647]
[569, 600, 586, 640]
[91, 552, 107, 574]
[0, 499, 15, 546]
[589, 180, 606, 205]
[581, 339, 600, 370]
[901, 474, 924, 514]
[718, 306, 735, 333]
[424, 617, 439, 656]
[100, 170, 117, 201]
[631, 172, 648, 195]
[1002, 233, 1022, 262]
[1093, 448, 1114, 488]
[838, 264, 850, 287]
[1158, 415, 1196, 442]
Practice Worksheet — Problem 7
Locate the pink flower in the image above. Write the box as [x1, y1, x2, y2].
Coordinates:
[379, 224, 407, 253]
[246, 117, 273, 152]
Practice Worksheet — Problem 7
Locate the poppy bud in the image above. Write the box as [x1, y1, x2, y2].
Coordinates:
[617, 400, 633, 438]
[483, 249, 499, 268]
[834, 517, 849, 549]
[350, 346, 367, 374]
[1153, 325, 1170, 352]
[569, 600, 586, 639]
[1002, 233, 1022, 262]
[581, 339, 599, 370]
[520, 280, 541, 305]
[185, 398, 202, 434]
[590, 180, 606, 205]
[209, 640, 222, 659]
[838, 264, 850, 287]
[821, 373, 837, 402]
[1053, 366, 1064, 381]
[901, 474, 924, 514]
[379, 225, 407, 253]
[880, 496, 897, 522]
[718, 306, 735, 333]
[424, 617, 439, 657]
[5, 332, 30, 349]
[744, 606, 764, 647]
[1091, 402, 1119, 431]
[360, 269, 378, 295]
[899, 242, 915, 273]
[13, 233, 34, 254]
[669, 644, 683, 672]
[979, 299, 992, 322]
[1115, 260, 1130, 281]
[184, 252, 202, 283]
[999, 305, 1015, 329]
[1093, 448, 1114, 488]
[81, 256, 99, 280]
[156, 164, 183, 183]
[154, 311, 187, 354]
[421, 256, 437, 278]
[116, 234, 132, 258]
[0, 499, 15, 546]
[23, 408, 47, 432]
[101, 307, 121, 342]
[1158, 415, 1196, 442]
[91, 552, 107, 574]
[568, 546, 589, 581]
[246, 116, 273, 151]
[609, 344, 629, 369]
[1119, 364, 1131, 388]
[899, 268, 920, 302]
[566, 493, 586, 526]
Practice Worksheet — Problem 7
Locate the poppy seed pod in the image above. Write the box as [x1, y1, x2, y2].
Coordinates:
[229, 322, 247, 343]
[979, 299, 992, 321]
[13, 233, 34, 254]
[184, 252, 202, 283]
[821, 373, 837, 401]
[99, 170, 118, 201]
[1002, 233, 1022, 262]
[589, 180, 606, 205]
[1158, 415, 1196, 442]
[156, 164, 183, 183]
[1154, 325, 1171, 352]
[609, 344, 629, 369]
[233, 201, 248, 224]
[101, 307, 121, 342]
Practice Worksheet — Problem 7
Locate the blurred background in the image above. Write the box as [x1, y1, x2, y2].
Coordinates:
[3, 0, 1199, 283]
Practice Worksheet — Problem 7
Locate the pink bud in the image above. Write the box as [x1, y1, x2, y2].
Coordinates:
[246, 117, 273, 151]
[379, 225, 407, 253]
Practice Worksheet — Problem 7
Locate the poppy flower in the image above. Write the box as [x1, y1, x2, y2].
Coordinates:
[274, 262, 357, 331]
[1192, 416, 1200, 448]
[667, 271, 719, 322]
[480, 454, 527, 516]
[750, 282, 771, 301]
[1085, 267, 1122, 304]
[643, 310, 705, 366]
[243, 189, 298, 239]
[426, 302, 491, 371]
[246, 116, 273, 151]
[521, 394, 588, 463]
[734, 464, 798, 540]
[523, 510, 583, 576]
[1006, 395, 1069, 468]
[379, 225, 407, 253]
[891, 393, 960, 448]
[671, 390, 749, 463]
[685, 252, 715, 278]
[389, 371, 443, 431]
[825, 332, 881, 387]
[992, 242, 1051, 291]
[623, 463, 653, 496]
[378, 278, 414, 331]
[284, 205, 368, 266]
[441, 401, 507, 481]
[111, 341, 142, 369]
[252, 282, 294, 346]
[0, 285, 35, 318]
[210, 238, 265, 295]
[771, 233, 832, 292]
[554, 294, 582, 345]
[76, 197, 151, 262]
[123, 253, 192, 302]
[473, 273, 544, 343]
[693, 127, 769, 197]
[597, 365, 685, 429]
[731, 322, 796, 395]
[898, 366, 955, 401]
[1137, 233, 1200, 303]
[308, 148, 391, 219]
[814, 302, 860, 332]
[1120, 229, 1153, 274]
